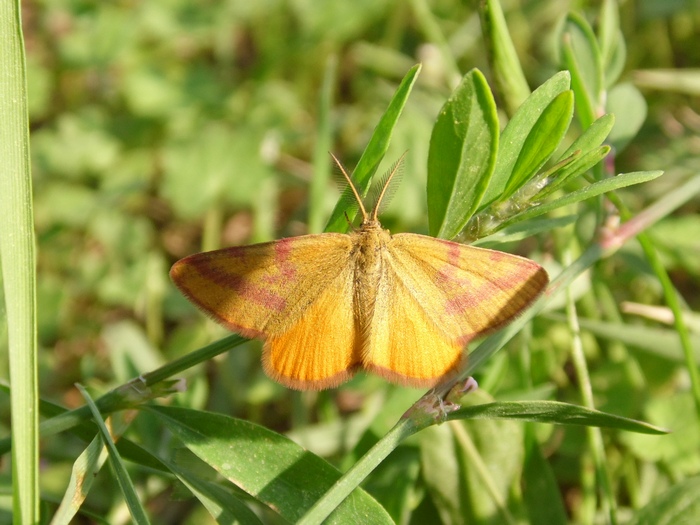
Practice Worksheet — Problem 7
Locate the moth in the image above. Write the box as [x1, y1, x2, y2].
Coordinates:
[170, 155, 548, 390]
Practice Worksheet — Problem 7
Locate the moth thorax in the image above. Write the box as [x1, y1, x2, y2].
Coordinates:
[354, 228, 387, 281]
[352, 228, 385, 341]
[360, 219, 382, 231]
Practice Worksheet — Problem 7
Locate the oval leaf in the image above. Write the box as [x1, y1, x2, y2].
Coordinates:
[560, 12, 603, 128]
[503, 90, 574, 198]
[606, 82, 647, 152]
[427, 68, 498, 239]
[146, 405, 393, 524]
[480, 71, 571, 207]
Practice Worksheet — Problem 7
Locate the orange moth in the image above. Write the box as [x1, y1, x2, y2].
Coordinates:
[170, 155, 549, 390]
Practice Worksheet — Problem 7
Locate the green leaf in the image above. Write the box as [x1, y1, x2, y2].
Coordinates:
[447, 400, 667, 434]
[651, 215, 700, 276]
[522, 431, 568, 525]
[419, 424, 465, 524]
[1, 3, 40, 522]
[146, 405, 393, 524]
[0, 334, 246, 454]
[161, 124, 274, 220]
[539, 146, 611, 199]
[478, 0, 530, 115]
[559, 315, 700, 365]
[560, 12, 603, 127]
[606, 82, 647, 151]
[325, 64, 421, 233]
[502, 90, 574, 198]
[560, 112, 615, 160]
[167, 460, 264, 525]
[427, 68, 499, 239]
[598, 0, 626, 86]
[421, 391, 526, 524]
[628, 476, 700, 525]
[361, 446, 421, 524]
[480, 71, 571, 207]
[50, 435, 108, 525]
[621, 393, 700, 473]
[457, 402, 524, 523]
[51, 411, 139, 525]
[308, 55, 337, 234]
[501, 170, 664, 229]
[473, 215, 579, 247]
[77, 385, 151, 525]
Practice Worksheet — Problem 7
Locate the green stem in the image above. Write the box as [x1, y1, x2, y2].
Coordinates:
[606, 187, 700, 421]
[564, 250, 617, 525]
[297, 419, 419, 525]
[408, 0, 461, 88]
[0, 334, 246, 455]
[450, 421, 517, 525]
[308, 55, 336, 234]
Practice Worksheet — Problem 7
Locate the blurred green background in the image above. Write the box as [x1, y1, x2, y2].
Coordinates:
[3, 0, 700, 522]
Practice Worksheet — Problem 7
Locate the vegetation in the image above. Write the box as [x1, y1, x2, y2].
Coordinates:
[2, 0, 700, 523]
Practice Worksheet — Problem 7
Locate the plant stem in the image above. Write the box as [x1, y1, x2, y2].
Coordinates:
[564, 249, 617, 525]
[297, 419, 419, 525]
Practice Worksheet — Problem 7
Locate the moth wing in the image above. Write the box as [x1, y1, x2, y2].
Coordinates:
[170, 234, 354, 338]
[171, 234, 362, 390]
[263, 259, 360, 390]
[363, 233, 548, 387]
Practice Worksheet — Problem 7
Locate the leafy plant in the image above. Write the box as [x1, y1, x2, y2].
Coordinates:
[2, 0, 700, 524]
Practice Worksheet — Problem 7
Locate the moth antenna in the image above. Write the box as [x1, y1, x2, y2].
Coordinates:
[332, 161, 360, 223]
[368, 154, 405, 219]
[330, 152, 368, 222]
[371, 151, 407, 222]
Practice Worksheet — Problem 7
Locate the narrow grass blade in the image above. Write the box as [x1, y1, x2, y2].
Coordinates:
[539, 146, 611, 200]
[545, 314, 700, 364]
[50, 435, 108, 525]
[325, 64, 421, 232]
[447, 401, 667, 434]
[49, 409, 136, 525]
[167, 461, 264, 525]
[607, 83, 647, 151]
[0, 334, 244, 455]
[559, 113, 615, 160]
[522, 428, 568, 525]
[408, 0, 460, 87]
[632, 69, 700, 96]
[628, 476, 700, 524]
[0, 2, 39, 522]
[297, 419, 418, 525]
[598, 0, 626, 86]
[77, 385, 151, 525]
